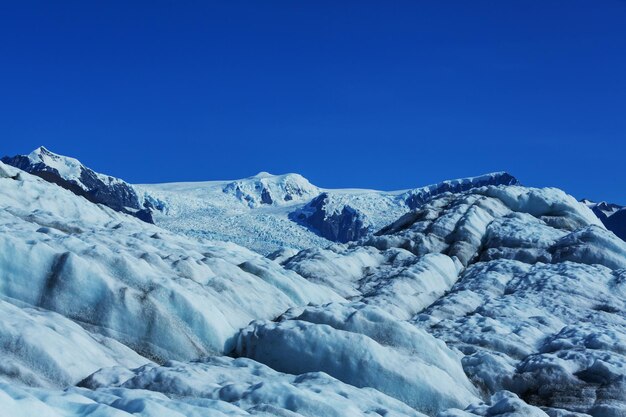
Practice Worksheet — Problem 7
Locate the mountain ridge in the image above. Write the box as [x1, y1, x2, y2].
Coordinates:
[2, 146, 159, 223]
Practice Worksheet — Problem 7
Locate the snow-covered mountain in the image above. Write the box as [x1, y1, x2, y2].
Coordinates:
[141, 168, 521, 253]
[2, 147, 162, 223]
[1, 151, 626, 417]
[2, 148, 531, 254]
[291, 171, 519, 243]
[583, 199, 626, 241]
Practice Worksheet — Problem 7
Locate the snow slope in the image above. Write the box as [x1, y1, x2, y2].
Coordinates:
[0, 298, 149, 388]
[139, 175, 335, 254]
[1, 358, 431, 417]
[3, 148, 524, 254]
[236, 302, 479, 415]
[0, 160, 481, 416]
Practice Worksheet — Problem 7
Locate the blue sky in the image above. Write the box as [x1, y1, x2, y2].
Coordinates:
[1, 1, 625, 203]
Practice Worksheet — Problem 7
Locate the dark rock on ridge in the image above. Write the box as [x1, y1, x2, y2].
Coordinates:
[2, 147, 156, 223]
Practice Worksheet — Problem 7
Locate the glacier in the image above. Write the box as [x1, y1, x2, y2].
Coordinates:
[0, 150, 625, 417]
[4, 148, 528, 254]
[0, 161, 340, 365]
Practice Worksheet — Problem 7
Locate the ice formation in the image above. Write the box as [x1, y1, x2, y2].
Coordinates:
[0, 154, 625, 417]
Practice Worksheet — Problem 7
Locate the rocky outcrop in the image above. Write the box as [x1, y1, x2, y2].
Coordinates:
[290, 192, 371, 243]
[583, 199, 626, 241]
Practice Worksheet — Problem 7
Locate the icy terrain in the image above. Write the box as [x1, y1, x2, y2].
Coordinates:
[141, 169, 519, 254]
[276, 186, 626, 416]
[0, 161, 339, 371]
[3, 148, 533, 254]
[138, 174, 336, 254]
[1, 156, 625, 417]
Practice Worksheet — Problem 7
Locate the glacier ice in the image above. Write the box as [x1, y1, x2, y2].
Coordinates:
[2, 357, 430, 417]
[439, 391, 550, 417]
[0, 298, 149, 388]
[1, 157, 625, 417]
[236, 302, 478, 415]
[140, 167, 521, 254]
[0, 161, 340, 363]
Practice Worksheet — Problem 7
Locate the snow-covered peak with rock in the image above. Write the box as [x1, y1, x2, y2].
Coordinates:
[1, 150, 625, 417]
[582, 199, 624, 219]
[15, 146, 128, 190]
[222, 171, 320, 208]
[2, 147, 162, 223]
[27, 146, 85, 182]
[583, 198, 626, 241]
[141, 168, 522, 253]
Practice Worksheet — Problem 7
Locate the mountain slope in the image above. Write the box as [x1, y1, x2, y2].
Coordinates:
[4, 148, 526, 253]
[0, 160, 481, 416]
[583, 199, 626, 241]
[2, 147, 161, 222]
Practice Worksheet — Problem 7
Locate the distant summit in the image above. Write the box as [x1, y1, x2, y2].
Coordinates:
[582, 199, 626, 241]
[2, 147, 160, 223]
[222, 172, 320, 208]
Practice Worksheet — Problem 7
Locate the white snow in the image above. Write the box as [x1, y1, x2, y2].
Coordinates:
[138, 178, 333, 254]
[138, 172, 514, 254]
[222, 172, 320, 208]
[28, 146, 84, 182]
[415, 257, 626, 415]
[236, 302, 479, 415]
[24, 146, 130, 191]
[583, 199, 624, 218]
[439, 391, 550, 417]
[283, 247, 462, 319]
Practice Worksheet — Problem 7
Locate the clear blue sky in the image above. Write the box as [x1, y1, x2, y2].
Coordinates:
[1, 1, 625, 203]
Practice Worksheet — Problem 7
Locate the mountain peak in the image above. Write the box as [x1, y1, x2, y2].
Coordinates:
[252, 171, 273, 179]
[24, 146, 84, 181]
[29, 145, 63, 159]
[2, 147, 158, 223]
[33, 145, 49, 153]
[223, 172, 319, 208]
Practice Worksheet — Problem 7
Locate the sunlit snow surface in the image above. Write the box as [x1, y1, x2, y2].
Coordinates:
[1, 161, 626, 417]
[27, 146, 126, 188]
